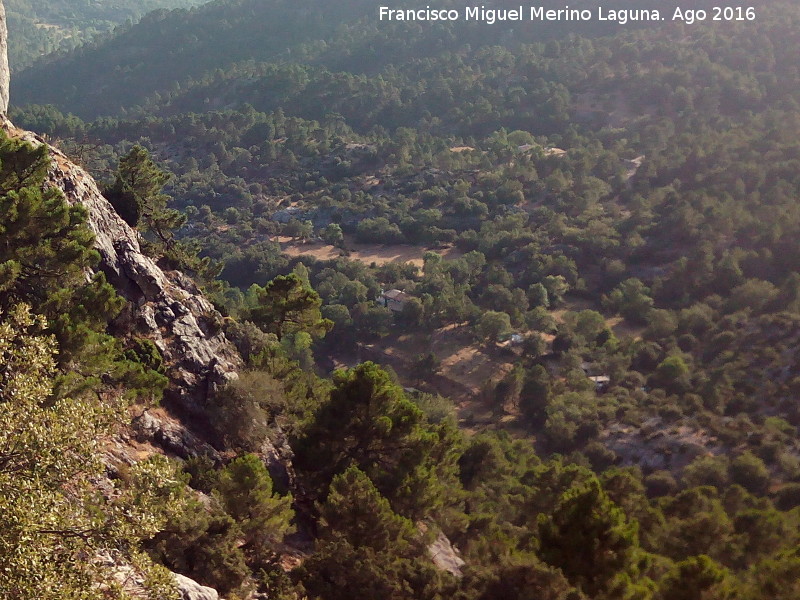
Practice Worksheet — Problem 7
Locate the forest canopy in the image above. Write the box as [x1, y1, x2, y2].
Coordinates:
[5, 0, 800, 598]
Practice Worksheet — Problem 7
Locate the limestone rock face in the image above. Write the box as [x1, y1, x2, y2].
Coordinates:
[131, 410, 222, 461]
[173, 573, 220, 600]
[428, 529, 466, 578]
[0, 0, 9, 113]
[1, 117, 241, 420]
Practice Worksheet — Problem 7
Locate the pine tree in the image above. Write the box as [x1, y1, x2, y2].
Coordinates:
[107, 144, 221, 286]
[292, 362, 461, 520]
[215, 454, 294, 553]
[298, 467, 440, 600]
[472, 554, 581, 600]
[657, 555, 728, 600]
[0, 134, 100, 310]
[0, 131, 165, 399]
[248, 273, 332, 341]
[538, 478, 644, 598]
[319, 466, 418, 553]
[108, 145, 184, 251]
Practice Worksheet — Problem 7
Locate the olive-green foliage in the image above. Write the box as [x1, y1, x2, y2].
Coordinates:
[319, 466, 418, 553]
[475, 310, 512, 344]
[0, 134, 181, 598]
[604, 279, 655, 326]
[519, 365, 552, 426]
[124, 337, 166, 374]
[729, 453, 771, 496]
[0, 134, 113, 325]
[108, 145, 185, 249]
[298, 467, 442, 600]
[299, 537, 443, 600]
[0, 305, 183, 599]
[735, 550, 800, 600]
[6, 0, 205, 70]
[651, 356, 691, 394]
[215, 453, 295, 549]
[107, 145, 222, 286]
[656, 555, 728, 600]
[207, 369, 284, 450]
[224, 319, 276, 363]
[543, 391, 616, 453]
[655, 488, 734, 563]
[774, 483, 800, 510]
[148, 497, 250, 595]
[9, 2, 800, 596]
[494, 364, 524, 410]
[456, 432, 543, 547]
[682, 456, 730, 490]
[467, 555, 581, 600]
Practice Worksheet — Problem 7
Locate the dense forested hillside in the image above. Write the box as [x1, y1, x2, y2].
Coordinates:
[13, 0, 744, 118]
[5, 0, 207, 70]
[6, 0, 800, 598]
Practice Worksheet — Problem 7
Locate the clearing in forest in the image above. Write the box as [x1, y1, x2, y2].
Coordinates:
[278, 236, 462, 267]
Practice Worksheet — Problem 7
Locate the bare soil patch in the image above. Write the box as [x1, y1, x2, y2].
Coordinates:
[359, 324, 516, 425]
[278, 237, 462, 268]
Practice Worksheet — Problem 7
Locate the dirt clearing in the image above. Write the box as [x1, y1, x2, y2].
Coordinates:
[278, 237, 462, 268]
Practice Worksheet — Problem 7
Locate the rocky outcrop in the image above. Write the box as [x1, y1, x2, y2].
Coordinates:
[1, 117, 241, 422]
[602, 417, 721, 472]
[2, 115, 236, 595]
[417, 522, 466, 578]
[131, 410, 222, 461]
[428, 530, 466, 578]
[101, 551, 220, 600]
[0, 1, 8, 114]
[259, 426, 298, 492]
[2, 25, 238, 599]
[173, 573, 220, 600]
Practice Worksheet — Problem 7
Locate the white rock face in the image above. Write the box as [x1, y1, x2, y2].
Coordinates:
[428, 529, 466, 577]
[174, 573, 220, 600]
[0, 0, 9, 113]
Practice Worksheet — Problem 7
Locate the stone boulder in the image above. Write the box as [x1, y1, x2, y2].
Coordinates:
[131, 410, 222, 461]
[428, 529, 466, 578]
[174, 573, 220, 600]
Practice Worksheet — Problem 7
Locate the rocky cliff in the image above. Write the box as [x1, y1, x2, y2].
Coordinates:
[1, 110, 240, 600]
[0, 0, 9, 113]
[0, 7, 239, 422]
[1, 117, 241, 427]
[0, 9, 236, 595]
